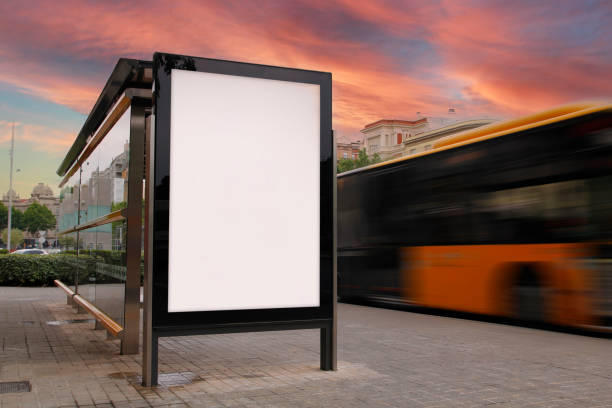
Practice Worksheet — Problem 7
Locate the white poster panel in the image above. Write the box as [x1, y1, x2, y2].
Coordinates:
[168, 69, 320, 312]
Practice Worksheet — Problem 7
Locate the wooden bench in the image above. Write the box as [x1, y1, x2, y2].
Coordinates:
[54, 279, 124, 338]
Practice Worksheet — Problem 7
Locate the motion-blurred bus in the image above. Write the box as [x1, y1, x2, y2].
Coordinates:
[338, 103, 612, 330]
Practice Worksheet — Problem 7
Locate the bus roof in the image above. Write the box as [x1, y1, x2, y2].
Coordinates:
[338, 101, 612, 178]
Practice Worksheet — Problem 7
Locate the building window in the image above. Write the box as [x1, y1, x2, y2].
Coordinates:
[343, 152, 348, 158]
[425, 144, 431, 150]
[397, 133, 402, 144]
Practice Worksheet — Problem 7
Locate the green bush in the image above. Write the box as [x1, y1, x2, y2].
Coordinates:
[0, 251, 143, 287]
[63, 249, 143, 283]
[0, 254, 77, 286]
[63, 249, 125, 265]
[0, 249, 8, 255]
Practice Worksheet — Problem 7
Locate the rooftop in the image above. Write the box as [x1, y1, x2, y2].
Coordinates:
[362, 118, 428, 131]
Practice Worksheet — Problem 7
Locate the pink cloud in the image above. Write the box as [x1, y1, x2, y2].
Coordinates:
[0, 121, 75, 153]
[429, 1, 612, 114]
[0, 0, 610, 142]
[0, 0, 443, 137]
[0, 61, 100, 114]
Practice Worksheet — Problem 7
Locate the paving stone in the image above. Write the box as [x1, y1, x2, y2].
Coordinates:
[1, 287, 612, 407]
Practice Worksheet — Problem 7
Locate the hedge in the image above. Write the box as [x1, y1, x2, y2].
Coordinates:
[0, 254, 75, 286]
[63, 249, 125, 265]
[0, 254, 133, 287]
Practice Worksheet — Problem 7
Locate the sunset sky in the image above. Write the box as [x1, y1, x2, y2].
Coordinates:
[0, 0, 611, 196]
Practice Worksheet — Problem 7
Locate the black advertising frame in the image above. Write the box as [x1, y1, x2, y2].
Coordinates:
[145, 52, 334, 385]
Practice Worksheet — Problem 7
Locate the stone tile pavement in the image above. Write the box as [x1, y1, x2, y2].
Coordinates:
[1, 287, 611, 407]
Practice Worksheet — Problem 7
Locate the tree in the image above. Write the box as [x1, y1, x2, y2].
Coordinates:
[2, 228, 24, 249]
[336, 149, 382, 174]
[23, 203, 56, 236]
[58, 235, 75, 249]
[0, 205, 25, 231]
[111, 201, 127, 212]
[10, 208, 25, 230]
[370, 153, 382, 165]
[0, 202, 7, 231]
[354, 149, 370, 168]
[337, 158, 355, 174]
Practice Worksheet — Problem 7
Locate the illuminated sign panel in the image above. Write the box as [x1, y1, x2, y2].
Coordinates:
[151, 53, 333, 330]
[167, 69, 321, 312]
[146, 53, 334, 386]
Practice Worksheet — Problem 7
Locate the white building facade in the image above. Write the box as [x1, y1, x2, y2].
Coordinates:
[361, 118, 497, 161]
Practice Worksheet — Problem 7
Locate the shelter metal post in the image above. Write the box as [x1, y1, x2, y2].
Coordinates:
[122, 96, 147, 355]
[142, 114, 156, 386]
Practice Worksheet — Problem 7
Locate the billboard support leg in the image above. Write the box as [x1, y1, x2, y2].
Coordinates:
[320, 129, 338, 372]
[321, 323, 336, 371]
[143, 330, 158, 387]
[320, 324, 333, 370]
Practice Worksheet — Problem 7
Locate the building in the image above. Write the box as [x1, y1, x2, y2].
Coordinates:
[337, 139, 363, 160]
[361, 117, 497, 161]
[361, 118, 429, 160]
[57, 144, 129, 250]
[1, 183, 60, 246]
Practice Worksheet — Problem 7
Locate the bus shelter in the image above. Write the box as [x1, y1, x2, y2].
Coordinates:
[56, 59, 151, 355]
[56, 53, 336, 386]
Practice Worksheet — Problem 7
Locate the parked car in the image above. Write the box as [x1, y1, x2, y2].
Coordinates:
[12, 249, 48, 255]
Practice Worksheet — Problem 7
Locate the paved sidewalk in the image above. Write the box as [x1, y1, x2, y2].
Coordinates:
[1, 287, 611, 407]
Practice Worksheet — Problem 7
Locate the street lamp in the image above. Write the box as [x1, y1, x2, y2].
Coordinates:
[6, 121, 21, 252]
[7, 170, 20, 250]
[7, 123, 15, 252]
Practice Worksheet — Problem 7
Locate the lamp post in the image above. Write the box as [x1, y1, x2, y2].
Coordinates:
[6, 123, 22, 252]
[7, 123, 14, 252]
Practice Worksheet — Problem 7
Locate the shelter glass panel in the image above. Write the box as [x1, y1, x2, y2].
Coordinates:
[64, 106, 131, 324]
[93, 220, 127, 326]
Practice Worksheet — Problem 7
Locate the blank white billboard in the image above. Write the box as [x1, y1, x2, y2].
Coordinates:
[167, 69, 320, 312]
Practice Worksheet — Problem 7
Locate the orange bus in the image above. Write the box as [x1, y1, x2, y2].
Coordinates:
[338, 103, 612, 330]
